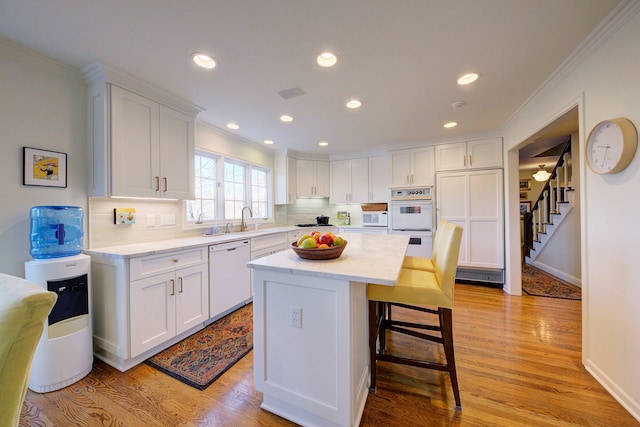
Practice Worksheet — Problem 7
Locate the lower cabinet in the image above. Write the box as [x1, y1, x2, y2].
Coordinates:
[130, 263, 208, 357]
[89, 246, 209, 371]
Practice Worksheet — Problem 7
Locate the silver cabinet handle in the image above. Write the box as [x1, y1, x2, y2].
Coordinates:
[155, 176, 160, 192]
[163, 177, 168, 192]
[170, 279, 175, 296]
[179, 277, 183, 293]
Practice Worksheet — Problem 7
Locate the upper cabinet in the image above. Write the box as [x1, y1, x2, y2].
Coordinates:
[297, 160, 330, 198]
[330, 157, 369, 204]
[274, 154, 297, 204]
[368, 155, 390, 202]
[389, 146, 435, 188]
[84, 62, 202, 199]
[435, 138, 502, 172]
[330, 155, 389, 204]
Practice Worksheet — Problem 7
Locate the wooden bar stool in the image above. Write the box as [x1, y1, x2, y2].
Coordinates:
[368, 220, 463, 411]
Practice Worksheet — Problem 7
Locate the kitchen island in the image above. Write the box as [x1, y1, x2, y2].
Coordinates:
[248, 233, 409, 427]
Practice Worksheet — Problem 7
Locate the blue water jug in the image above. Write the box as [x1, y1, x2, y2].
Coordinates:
[30, 206, 84, 259]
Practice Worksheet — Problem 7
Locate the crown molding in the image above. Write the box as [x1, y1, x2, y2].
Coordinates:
[502, 0, 640, 131]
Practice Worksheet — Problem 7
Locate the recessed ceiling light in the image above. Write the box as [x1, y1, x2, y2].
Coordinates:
[316, 51, 338, 67]
[346, 99, 362, 109]
[457, 73, 479, 85]
[192, 53, 216, 69]
[280, 115, 293, 122]
[263, 140, 274, 145]
[318, 141, 329, 147]
[226, 123, 239, 130]
[443, 121, 458, 128]
[451, 100, 465, 109]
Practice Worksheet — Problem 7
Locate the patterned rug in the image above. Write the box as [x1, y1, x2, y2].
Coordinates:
[145, 303, 253, 390]
[522, 264, 581, 300]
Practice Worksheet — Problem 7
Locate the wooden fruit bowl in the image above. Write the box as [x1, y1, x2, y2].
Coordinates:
[290, 240, 348, 260]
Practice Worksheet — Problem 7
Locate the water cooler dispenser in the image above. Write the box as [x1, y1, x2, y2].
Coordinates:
[25, 206, 93, 393]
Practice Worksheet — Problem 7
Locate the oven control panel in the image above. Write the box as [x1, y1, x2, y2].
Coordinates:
[391, 186, 433, 200]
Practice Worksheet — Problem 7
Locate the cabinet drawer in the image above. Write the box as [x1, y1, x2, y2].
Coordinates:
[251, 233, 288, 252]
[130, 247, 207, 281]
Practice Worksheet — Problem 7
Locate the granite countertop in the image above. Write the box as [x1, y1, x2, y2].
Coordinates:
[247, 233, 409, 286]
[84, 226, 302, 258]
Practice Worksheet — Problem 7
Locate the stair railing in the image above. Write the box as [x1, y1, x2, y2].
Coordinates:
[523, 139, 572, 258]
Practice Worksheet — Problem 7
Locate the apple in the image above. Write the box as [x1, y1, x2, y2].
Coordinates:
[301, 237, 318, 249]
[297, 234, 313, 247]
[333, 236, 345, 247]
[319, 234, 334, 246]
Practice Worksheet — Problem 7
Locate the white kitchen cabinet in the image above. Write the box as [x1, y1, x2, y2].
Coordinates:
[297, 160, 330, 197]
[89, 246, 208, 371]
[109, 86, 195, 199]
[368, 155, 390, 202]
[330, 158, 369, 203]
[435, 138, 502, 172]
[436, 169, 504, 269]
[130, 262, 208, 357]
[389, 146, 435, 187]
[275, 154, 297, 204]
[84, 62, 201, 199]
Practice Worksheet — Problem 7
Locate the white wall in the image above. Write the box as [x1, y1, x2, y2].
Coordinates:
[0, 39, 88, 277]
[503, 3, 640, 419]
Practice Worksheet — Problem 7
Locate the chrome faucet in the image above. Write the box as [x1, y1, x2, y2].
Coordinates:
[225, 223, 232, 234]
[241, 206, 253, 232]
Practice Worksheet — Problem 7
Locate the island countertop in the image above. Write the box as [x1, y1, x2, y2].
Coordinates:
[247, 232, 409, 286]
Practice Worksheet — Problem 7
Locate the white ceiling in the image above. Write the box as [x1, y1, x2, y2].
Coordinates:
[0, 0, 619, 156]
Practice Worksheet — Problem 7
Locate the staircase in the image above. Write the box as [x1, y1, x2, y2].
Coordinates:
[523, 141, 574, 263]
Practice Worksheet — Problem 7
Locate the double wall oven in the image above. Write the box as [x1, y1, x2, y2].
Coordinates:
[390, 186, 434, 257]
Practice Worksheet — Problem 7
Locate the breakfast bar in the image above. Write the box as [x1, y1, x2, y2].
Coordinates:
[248, 233, 409, 427]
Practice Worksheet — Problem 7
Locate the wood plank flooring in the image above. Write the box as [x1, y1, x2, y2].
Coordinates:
[20, 284, 639, 426]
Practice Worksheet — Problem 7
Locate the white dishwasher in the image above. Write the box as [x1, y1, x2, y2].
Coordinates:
[209, 239, 251, 322]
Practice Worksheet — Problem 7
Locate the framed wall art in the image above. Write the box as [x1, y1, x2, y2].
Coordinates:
[519, 179, 531, 191]
[23, 147, 67, 188]
[519, 201, 531, 216]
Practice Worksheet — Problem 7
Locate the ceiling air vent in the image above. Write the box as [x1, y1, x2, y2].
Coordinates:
[277, 86, 305, 100]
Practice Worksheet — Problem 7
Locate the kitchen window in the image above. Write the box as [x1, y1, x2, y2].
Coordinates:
[185, 150, 272, 225]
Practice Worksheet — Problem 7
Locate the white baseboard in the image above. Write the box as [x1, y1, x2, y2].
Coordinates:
[584, 358, 640, 423]
[530, 260, 581, 287]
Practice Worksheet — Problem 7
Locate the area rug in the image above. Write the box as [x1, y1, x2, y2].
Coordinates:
[145, 303, 253, 390]
[522, 264, 581, 300]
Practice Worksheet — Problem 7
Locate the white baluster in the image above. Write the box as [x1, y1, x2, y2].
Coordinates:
[563, 153, 569, 199]
[550, 178, 557, 214]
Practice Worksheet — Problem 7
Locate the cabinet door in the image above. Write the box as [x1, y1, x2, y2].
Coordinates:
[330, 160, 350, 203]
[435, 142, 467, 171]
[368, 155, 389, 202]
[297, 160, 316, 197]
[159, 105, 195, 199]
[349, 158, 369, 203]
[411, 146, 435, 186]
[436, 173, 469, 264]
[110, 85, 160, 198]
[175, 264, 209, 335]
[467, 170, 503, 268]
[130, 272, 176, 357]
[315, 161, 330, 197]
[390, 150, 412, 187]
[467, 138, 502, 169]
[275, 155, 297, 204]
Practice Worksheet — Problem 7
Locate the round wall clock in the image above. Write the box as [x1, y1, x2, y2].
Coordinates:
[585, 118, 638, 174]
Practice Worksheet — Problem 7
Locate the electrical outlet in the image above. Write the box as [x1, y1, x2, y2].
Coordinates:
[160, 214, 176, 226]
[146, 214, 156, 227]
[290, 307, 302, 328]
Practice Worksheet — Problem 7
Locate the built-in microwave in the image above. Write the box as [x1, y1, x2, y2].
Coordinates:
[362, 211, 388, 227]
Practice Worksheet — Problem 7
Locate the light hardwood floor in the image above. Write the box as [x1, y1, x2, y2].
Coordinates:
[20, 284, 639, 426]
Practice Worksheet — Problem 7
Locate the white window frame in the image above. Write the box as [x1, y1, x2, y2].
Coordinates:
[184, 150, 273, 229]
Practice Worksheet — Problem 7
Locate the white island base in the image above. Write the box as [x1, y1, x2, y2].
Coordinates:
[249, 233, 409, 427]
